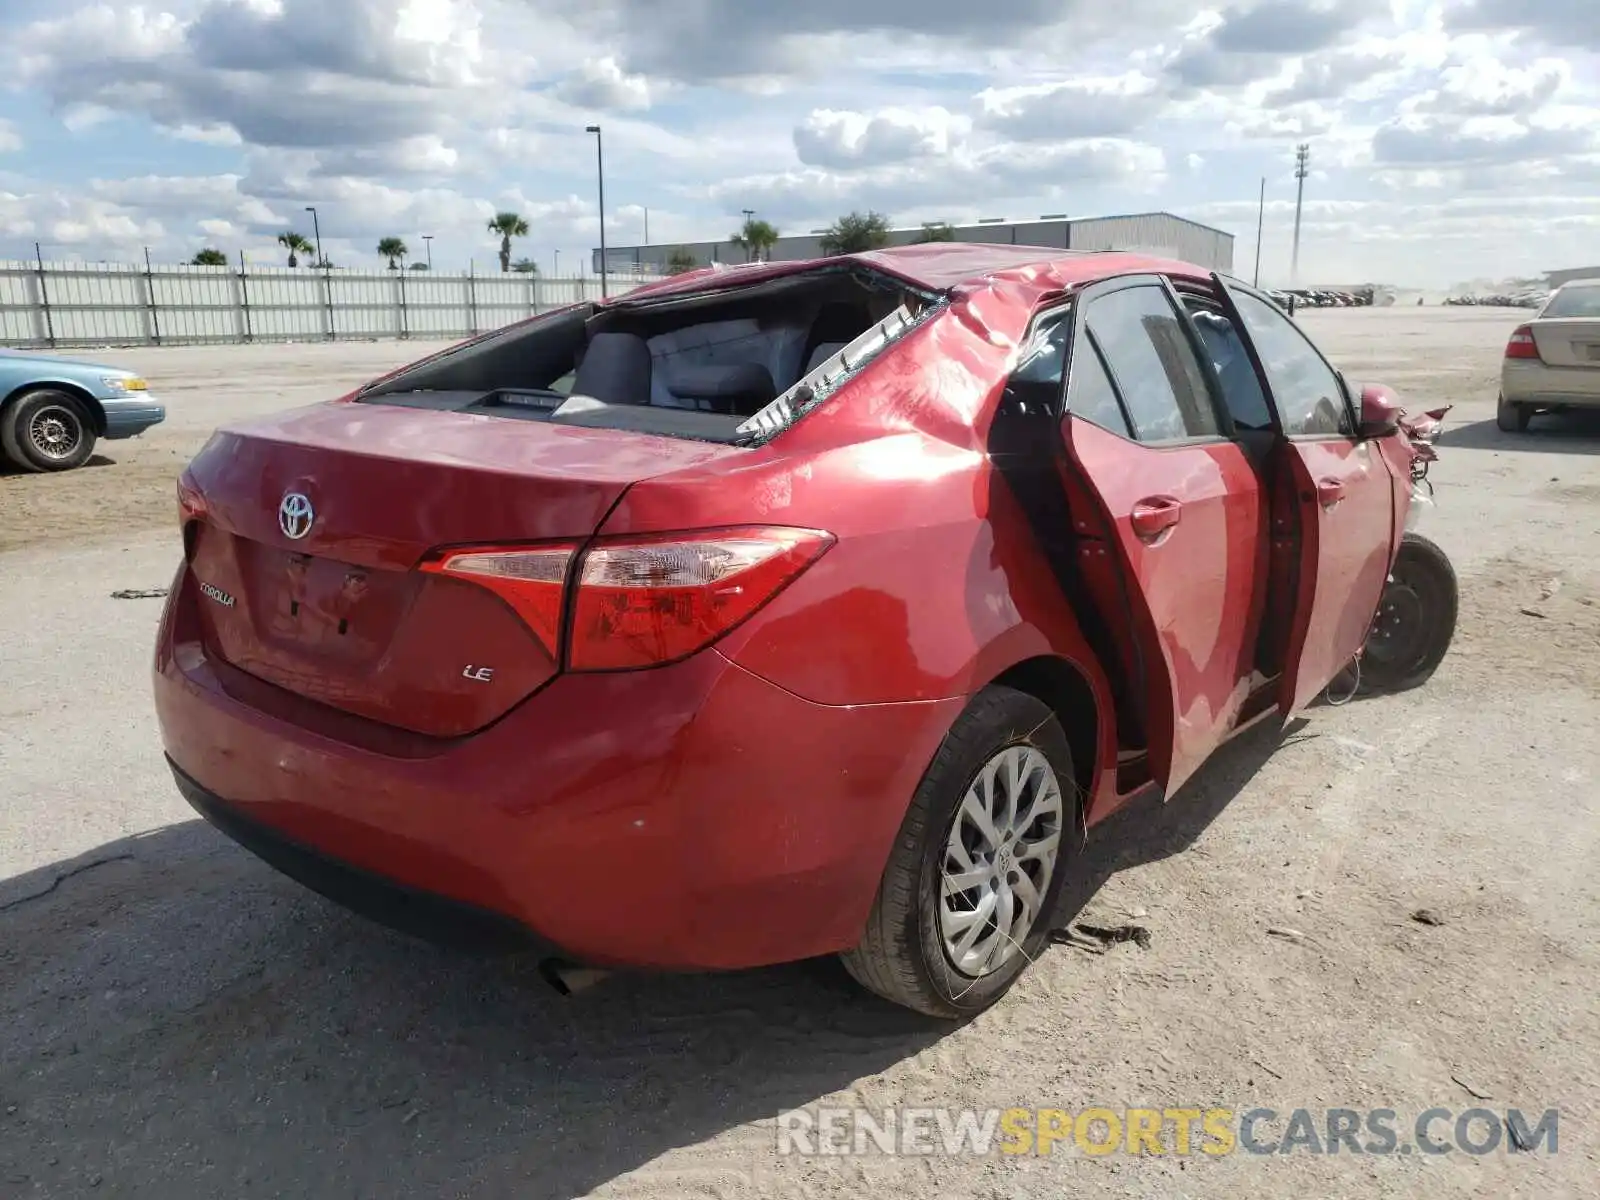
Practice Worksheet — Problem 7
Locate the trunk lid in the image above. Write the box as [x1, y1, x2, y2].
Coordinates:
[182, 400, 742, 736]
[1530, 318, 1600, 369]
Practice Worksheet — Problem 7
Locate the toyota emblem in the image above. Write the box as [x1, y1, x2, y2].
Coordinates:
[278, 492, 315, 540]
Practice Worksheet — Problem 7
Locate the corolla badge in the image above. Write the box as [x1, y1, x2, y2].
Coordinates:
[278, 492, 315, 540]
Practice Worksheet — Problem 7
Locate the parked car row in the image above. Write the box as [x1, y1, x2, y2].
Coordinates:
[1266, 288, 1375, 310]
[1445, 291, 1549, 309]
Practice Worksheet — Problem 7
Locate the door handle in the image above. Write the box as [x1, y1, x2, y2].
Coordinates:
[1131, 496, 1183, 542]
[1316, 478, 1346, 509]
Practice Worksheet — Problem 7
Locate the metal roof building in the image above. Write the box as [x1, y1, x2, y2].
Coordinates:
[594, 211, 1235, 277]
[1545, 266, 1600, 289]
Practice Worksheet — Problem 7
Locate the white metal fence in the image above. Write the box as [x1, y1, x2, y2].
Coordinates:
[0, 259, 666, 349]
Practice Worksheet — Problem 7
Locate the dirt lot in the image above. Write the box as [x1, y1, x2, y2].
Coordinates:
[2, 310, 1597, 1198]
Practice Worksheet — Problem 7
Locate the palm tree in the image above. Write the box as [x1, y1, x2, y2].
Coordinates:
[664, 247, 699, 275]
[819, 211, 892, 256]
[731, 216, 780, 263]
[914, 222, 956, 244]
[191, 248, 228, 266]
[277, 231, 313, 268]
[487, 212, 530, 272]
[377, 237, 408, 270]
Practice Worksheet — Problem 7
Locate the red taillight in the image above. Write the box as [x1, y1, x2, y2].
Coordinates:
[421, 526, 833, 671]
[420, 544, 577, 656]
[1505, 325, 1540, 360]
[570, 526, 834, 671]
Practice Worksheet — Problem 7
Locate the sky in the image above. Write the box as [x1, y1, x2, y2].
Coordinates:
[0, 0, 1595, 288]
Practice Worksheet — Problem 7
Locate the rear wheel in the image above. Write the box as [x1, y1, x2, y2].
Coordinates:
[1496, 393, 1531, 433]
[1355, 531, 1458, 694]
[841, 686, 1076, 1018]
[0, 389, 98, 472]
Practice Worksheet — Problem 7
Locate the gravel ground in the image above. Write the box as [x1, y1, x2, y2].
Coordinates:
[1, 310, 1597, 1198]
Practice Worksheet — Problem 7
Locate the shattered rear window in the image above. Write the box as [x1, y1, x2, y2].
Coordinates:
[735, 301, 945, 442]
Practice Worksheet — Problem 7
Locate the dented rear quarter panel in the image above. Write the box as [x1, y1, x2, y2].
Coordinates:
[602, 281, 1132, 817]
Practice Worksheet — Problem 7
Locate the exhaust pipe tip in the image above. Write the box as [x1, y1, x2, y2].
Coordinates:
[539, 959, 611, 996]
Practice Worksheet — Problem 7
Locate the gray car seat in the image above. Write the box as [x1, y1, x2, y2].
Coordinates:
[571, 332, 653, 406]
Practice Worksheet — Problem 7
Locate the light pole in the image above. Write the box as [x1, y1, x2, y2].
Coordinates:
[422, 234, 433, 270]
[1254, 177, 1265, 288]
[305, 206, 324, 267]
[643, 207, 650, 245]
[1291, 143, 1309, 286]
[740, 209, 756, 261]
[585, 124, 608, 298]
[553, 249, 560, 277]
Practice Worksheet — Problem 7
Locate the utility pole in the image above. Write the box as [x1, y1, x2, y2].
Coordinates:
[305, 206, 324, 267]
[1254, 176, 1266, 288]
[422, 234, 433, 270]
[1290, 144, 1309, 286]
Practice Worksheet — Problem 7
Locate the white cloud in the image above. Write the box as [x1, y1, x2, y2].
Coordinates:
[554, 56, 652, 111]
[0, 0, 1595, 286]
[793, 107, 969, 168]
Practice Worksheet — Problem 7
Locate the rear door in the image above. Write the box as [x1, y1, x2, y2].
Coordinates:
[1212, 276, 1395, 714]
[1057, 277, 1265, 795]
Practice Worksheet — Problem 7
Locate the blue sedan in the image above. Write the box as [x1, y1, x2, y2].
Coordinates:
[0, 348, 166, 472]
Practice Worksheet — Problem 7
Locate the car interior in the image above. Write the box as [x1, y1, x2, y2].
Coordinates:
[358, 266, 936, 443]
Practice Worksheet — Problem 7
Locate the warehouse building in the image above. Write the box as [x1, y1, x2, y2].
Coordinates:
[594, 211, 1235, 276]
[1545, 266, 1600, 289]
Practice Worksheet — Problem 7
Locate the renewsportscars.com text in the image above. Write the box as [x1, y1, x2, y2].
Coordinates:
[776, 1106, 1560, 1158]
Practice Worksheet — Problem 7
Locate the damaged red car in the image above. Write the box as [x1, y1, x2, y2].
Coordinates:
[153, 244, 1457, 1017]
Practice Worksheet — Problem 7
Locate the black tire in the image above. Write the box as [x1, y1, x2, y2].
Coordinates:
[1495, 393, 1531, 433]
[0, 389, 98, 472]
[841, 686, 1079, 1019]
[1355, 531, 1458, 695]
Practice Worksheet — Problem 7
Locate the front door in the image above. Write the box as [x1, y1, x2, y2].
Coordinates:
[1057, 277, 1265, 795]
[1213, 276, 1397, 714]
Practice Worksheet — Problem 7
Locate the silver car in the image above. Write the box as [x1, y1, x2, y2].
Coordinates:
[1498, 280, 1600, 432]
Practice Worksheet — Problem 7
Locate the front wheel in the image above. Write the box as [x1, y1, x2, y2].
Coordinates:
[1496, 393, 1531, 433]
[1355, 531, 1458, 694]
[841, 686, 1077, 1018]
[0, 389, 98, 472]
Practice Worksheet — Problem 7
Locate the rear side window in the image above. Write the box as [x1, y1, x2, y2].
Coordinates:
[1230, 291, 1352, 437]
[1085, 285, 1220, 443]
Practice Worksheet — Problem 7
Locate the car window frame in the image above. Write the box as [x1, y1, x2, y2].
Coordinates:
[1063, 274, 1235, 449]
[1211, 274, 1359, 442]
[1017, 300, 1138, 439]
[1174, 287, 1285, 437]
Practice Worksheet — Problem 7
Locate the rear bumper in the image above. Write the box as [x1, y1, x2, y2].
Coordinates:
[170, 759, 556, 955]
[154, 564, 963, 970]
[1502, 364, 1600, 407]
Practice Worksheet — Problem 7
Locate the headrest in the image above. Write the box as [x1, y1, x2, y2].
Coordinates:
[572, 332, 653, 406]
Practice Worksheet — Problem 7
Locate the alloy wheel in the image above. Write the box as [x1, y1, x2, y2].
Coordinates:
[939, 745, 1063, 978]
[26, 404, 84, 462]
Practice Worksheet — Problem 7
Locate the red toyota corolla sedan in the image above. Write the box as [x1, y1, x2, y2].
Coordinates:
[153, 244, 1455, 1017]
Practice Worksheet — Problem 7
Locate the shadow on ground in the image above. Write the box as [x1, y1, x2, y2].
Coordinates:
[0, 453, 117, 477]
[0, 722, 1294, 1199]
[1442, 409, 1600, 455]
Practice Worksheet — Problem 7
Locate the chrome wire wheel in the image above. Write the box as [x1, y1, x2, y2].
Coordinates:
[27, 403, 84, 462]
[939, 744, 1063, 978]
